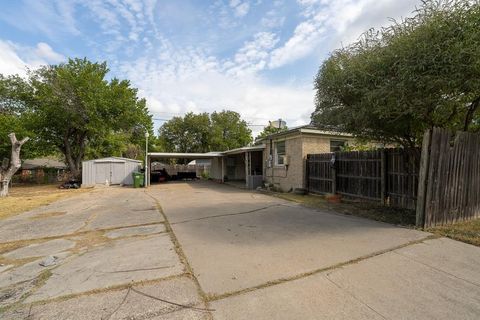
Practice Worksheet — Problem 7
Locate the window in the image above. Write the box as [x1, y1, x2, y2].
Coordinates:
[330, 140, 346, 152]
[275, 141, 286, 165]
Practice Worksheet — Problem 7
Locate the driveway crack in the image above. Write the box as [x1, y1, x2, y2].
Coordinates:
[171, 204, 285, 225]
[323, 274, 389, 320]
[392, 251, 480, 288]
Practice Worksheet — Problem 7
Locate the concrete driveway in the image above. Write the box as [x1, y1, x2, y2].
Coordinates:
[1, 181, 479, 319]
[148, 181, 480, 320]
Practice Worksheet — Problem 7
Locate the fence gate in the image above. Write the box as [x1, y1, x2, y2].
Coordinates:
[416, 128, 480, 228]
[306, 154, 333, 194]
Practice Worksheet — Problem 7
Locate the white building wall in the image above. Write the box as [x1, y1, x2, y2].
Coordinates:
[81, 157, 141, 187]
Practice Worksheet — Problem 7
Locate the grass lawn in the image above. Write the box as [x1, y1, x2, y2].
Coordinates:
[0, 184, 89, 220]
[427, 219, 480, 247]
[273, 193, 417, 226]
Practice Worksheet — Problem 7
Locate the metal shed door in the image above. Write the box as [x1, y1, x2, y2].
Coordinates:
[95, 163, 111, 184]
[110, 162, 125, 184]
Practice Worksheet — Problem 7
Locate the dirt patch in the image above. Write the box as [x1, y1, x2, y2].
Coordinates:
[68, 231, 112, 254]
[0, 184, 90, 220]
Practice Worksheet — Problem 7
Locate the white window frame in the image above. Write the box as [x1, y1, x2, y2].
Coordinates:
[274, 140, 286, 166]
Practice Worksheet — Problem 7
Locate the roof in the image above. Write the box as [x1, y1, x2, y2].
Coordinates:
[83, 157, 142, 163]
[22, 158, 67, 170]
[148, 145, 266, 159]
[148, 152, 223, 159]
[222, 145, 265, 155]
[256, 124, 353, 141]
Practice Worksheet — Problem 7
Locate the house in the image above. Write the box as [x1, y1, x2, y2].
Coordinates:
[257, 125, 360, 192]
[16, 157, 68, 184]
[147, 124, 377, 192]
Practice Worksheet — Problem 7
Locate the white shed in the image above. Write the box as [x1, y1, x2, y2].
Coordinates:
[82, 157, 142, 187]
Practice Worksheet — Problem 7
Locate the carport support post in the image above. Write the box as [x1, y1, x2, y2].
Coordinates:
[245, 152, 249, 188]
[221, 157, 225, 183]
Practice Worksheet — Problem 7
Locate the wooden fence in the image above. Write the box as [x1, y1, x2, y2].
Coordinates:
[416, 128, 480, 227]
[306, 148, 420, 210]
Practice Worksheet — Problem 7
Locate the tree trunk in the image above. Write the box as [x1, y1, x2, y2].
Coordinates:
[0, 133, 29, 197]
[463, 97, 480, 131]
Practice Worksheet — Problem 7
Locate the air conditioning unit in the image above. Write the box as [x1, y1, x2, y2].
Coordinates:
[282, 155, 290, 166]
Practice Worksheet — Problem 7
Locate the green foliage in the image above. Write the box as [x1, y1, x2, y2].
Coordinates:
[255, 125, 288, 142]
[210, 110, 252, 150]
[0, 58, 153, 177]
[0, 75, 52, 160]
[312, 0, 480, 147]
[158, 110, 252, 153]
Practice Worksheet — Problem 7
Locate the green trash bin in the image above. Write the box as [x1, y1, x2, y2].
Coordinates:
[132, 172, 144, 188]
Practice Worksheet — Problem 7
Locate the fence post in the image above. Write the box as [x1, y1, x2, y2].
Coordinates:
[305, 156, 310, 192]
[380, 149, 386, 205]
[331, 153, 337, 194]
[416, 129, 432, 228]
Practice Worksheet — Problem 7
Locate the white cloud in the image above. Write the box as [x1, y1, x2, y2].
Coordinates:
[269, 0, 420, 68]
[117, 40, 314, 136]
[0, 40, 65, 77]
[229, 0, 250, 18]
[226, 32, 279, 76]
[35, 42, 65, 63]
[0, 41, 29, 76]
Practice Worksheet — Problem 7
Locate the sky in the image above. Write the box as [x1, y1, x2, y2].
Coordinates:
[0, 0, 421, 136]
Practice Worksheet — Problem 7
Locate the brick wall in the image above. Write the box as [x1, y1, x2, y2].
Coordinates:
[264, 134, 356, 192]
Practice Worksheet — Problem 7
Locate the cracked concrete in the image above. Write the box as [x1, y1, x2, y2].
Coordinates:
[2, 277, 209, 320]
[3, 239, 75, 260]
[25, 234, 184, 303]
[0, 186, 195, 317]
[1, 181, 479, 319]
[149, 181, 480, 319]
[104, 224, 166, 239]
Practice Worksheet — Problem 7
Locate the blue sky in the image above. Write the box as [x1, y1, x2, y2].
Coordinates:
[0, 0, 421, 135]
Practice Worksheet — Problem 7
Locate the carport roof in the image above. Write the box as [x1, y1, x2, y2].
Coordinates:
[148, 152, 222, 159]
[148, 145, 265, 159]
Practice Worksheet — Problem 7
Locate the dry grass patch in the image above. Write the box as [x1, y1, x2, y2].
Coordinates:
[274, 192, 416, 226]
[428, 219, 480, 247]
[0, 184, 90, 220]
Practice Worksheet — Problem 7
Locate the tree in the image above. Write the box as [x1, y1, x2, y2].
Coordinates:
[312, 0, 480, 147]
[0, 75, 50, 160]
[210, 110, 252, 150]
[255, 125, 288, 142]
[158, 110, 253, 154]
[0, 133, 29, 197]
[29, 58, 152, 177]
[159, 112, 211, 153]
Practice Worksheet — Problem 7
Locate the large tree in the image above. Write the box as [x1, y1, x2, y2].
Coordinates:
[312, 0, 480, 147]
[159, 112, 212, 153]
[158, 110, 252, 153]
[210, 110, 252, 150]
[0, 75, 49, 160]
[29, 58, 152, 177]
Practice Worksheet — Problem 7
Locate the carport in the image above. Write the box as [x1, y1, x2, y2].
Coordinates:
[147, 145, 265, 189]
[146, 152, 222, 187]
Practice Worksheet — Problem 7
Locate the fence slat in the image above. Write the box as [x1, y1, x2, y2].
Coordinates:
[307, 148, 420, 209]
